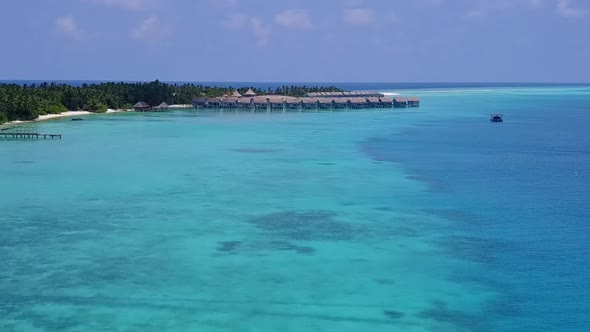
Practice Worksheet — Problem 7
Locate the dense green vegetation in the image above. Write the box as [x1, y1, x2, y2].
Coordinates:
[0, 81, 343, 124]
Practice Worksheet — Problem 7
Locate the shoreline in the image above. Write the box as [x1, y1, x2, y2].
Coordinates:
[2, 109, 131, 127]
[2, 105, 192, 127]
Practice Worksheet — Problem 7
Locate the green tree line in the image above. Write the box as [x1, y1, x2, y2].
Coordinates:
[0, 81, 343, 124]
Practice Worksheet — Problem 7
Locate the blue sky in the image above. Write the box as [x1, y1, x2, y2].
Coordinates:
[1, 0, 589, 82]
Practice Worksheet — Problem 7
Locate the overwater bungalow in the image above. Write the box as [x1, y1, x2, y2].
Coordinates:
[231, 90, 242, 98]
[268, 97, 285, 110]
[348, 97, 367, 109]
[243, 88, 257, 97]
[134, 102, 151, 111]
[394, 97, 408, 108]
[192, 98, 207, 108]
[237, 98, 253, 109]
[284, 98, 301, 110]
[317, 98, 333, 109]
[191, 90, 414, 111]
[334, 98, 349, 109]
[153, 102, 169, 112]
[206, 98, 221, 108]
[220, 97, 239, 108]
[380, 97, 393, 107]
[367, 97, 381, 108]
[305, 91, 384, 98]
[253, 97, 268, 110]
[300, 98, 316, 109]
[362, 91, 383, 97]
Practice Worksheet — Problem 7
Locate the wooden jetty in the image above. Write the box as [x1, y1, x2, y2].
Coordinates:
[0, 126, 62, 140]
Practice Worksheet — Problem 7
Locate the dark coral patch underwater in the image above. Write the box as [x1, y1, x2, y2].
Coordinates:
[245, 211, 357, 241]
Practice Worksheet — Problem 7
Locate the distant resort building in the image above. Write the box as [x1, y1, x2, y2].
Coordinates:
[243, 88, 257, 97]
[154, 102, 169, 111]
[408, 97, 420, 107]
[305, 91, 384, 98]
[190, 90, 419, 111]
[133, 102, 151, 111]
[134, 101, 179, 112]
[393, 97, 408, 108]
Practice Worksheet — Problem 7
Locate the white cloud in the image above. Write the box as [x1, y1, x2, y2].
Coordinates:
[222, 13, 272, 46]
[250, 17, 271, 47]
[222, 13, 248, 29]
[529, 0, 543, 8]
[556, 0, 588, 18]
[55, 16, 83, 40]
[461, 0, 546, 21]
[342, 8, 373, 26]
[131, 16, 173, 42]
[275, 9, 313, 30]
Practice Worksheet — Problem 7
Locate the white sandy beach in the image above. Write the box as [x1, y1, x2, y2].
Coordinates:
[36, 111, 93, 122]
[3, 109, 132, 127]
[106, 109, 130, 114]
[169, 104, 193, 108]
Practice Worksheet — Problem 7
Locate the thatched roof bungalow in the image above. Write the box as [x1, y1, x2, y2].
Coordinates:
[367, 97, 381, 107]
[305, 91, 384, 98]
[285, 99, 302, 109]
[189, 91, 413, 111]
[220, 97, 239, 108]
[252, 96, 268, 109]
[192, 98, 206, 108]
[150, 102, 170, 112]
[333, 98, 349, 109]
[237, 98, 253, 108]
[133, 102, 151, 111]
[206, 98, 221, 107]
[266, 96, 285, 109]
[243, 88, 257, 97]
[380, 97, 393, 107]
[407, 97, 420, 107]
[300, 98, 316, 108]
[349, 97, 368, 108]
[394, 97, 408, 108]
[317, 98, 334, 109]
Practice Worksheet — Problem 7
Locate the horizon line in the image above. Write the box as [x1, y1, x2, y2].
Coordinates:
[2, 79, 590, 85]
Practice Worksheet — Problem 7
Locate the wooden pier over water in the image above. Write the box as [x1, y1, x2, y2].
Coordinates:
[0, 126, 62, 140]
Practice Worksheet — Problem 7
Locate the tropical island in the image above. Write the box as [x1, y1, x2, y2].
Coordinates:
[0, 80, 345, 124]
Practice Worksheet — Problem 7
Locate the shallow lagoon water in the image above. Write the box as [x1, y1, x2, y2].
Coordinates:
[1, 86, 589, 331]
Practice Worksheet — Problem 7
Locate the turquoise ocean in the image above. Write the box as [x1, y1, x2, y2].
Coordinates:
[1, 85, 589, 331]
